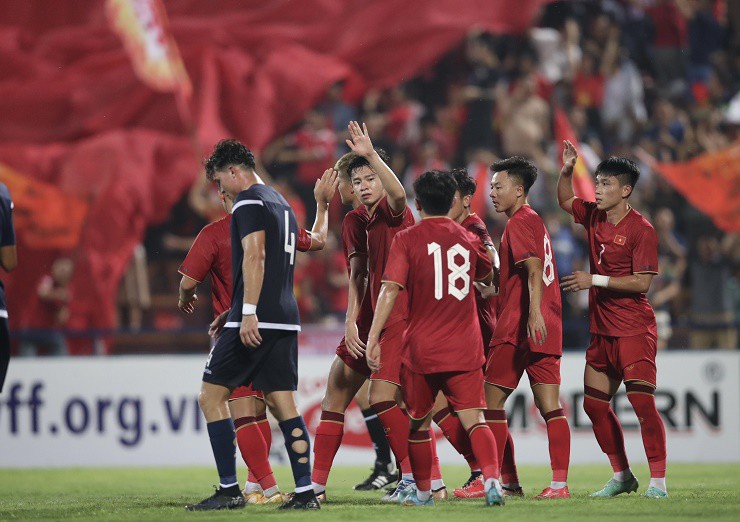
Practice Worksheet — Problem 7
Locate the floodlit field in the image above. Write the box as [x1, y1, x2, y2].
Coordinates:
[1, 464, 738, 520]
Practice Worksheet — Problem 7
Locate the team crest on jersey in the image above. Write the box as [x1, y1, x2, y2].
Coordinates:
[614, 235, 626, 245]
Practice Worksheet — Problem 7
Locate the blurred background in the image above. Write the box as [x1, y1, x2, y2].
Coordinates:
[0, 0, 738, 468]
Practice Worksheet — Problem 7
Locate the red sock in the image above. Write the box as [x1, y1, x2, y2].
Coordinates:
[583, 386, 629, 472]
[408, 430, 433, 491]
[484, 409, 508, 476]
[372, 401, 411, 475]
[256, 413, 272, 449]
[433, 408, 478, 470]
[543, 408, 570, 483]
[501, 431, 519, 484]
[430, 434, 442, 481]
[234, 416, 276, 490]
[467, 423, 499, 481]
[626, 383, 667, 478]
[311, 411, 344, 487]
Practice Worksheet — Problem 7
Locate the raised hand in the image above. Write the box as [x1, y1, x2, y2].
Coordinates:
[345, 121, 374, 157]
[562, 140, 578, 173]
[314, 168, 339, 206]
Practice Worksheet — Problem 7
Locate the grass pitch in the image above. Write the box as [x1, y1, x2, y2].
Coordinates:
[0, 464, 738, 520]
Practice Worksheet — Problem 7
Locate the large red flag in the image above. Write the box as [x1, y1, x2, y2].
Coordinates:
[554, 107, 596, 201]
[655, 145, 740, 233]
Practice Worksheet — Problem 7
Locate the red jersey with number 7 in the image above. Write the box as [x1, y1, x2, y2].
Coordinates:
[178, 214, 312, 317]
[382, 217, 492, 373]
[492, 205, 562, 355]
[460, 213, 498, 344]
[571, 198, 658, 337]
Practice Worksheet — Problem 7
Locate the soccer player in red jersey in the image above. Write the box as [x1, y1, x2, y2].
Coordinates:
[311, 152, 397, 499]
[366, 170, 505, 507]
[178, 169, 337, 504]
[557, 142, 668, 499]
[443, 169, 523, 499]
[487, 157, 571, 500]
[344, 121, 423, 501]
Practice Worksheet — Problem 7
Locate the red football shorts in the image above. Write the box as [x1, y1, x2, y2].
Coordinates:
[370, 320, 405, 386]
[401, 365, 486, 420]
[229, 384, 264, 400]
[485, 341, 561, 389]
[586, 332, 657, 386]
[335, 328, 372, 378]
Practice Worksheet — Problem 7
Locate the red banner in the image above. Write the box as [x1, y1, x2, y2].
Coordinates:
[554, 107, 596, 201]
[655, 146, 740, 233]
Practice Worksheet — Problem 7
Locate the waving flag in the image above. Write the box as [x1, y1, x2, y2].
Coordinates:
[554, 107, 596, 201]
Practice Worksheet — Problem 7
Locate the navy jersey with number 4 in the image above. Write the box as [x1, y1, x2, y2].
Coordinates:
[226, 184, 300, 330]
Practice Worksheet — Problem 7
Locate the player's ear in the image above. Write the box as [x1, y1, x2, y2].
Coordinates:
[463, 195, 472, 209]
[622, 184, 633, 199]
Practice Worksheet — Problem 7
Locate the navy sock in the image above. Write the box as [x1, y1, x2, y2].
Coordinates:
[362, 408, 392, 464]
[206, 418, 238, 487]
[279, 416, 313, 492]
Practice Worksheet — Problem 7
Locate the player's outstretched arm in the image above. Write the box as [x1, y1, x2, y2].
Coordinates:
[178, 276, 199, 314]
[561, 271, 655, 294]
[365, 282, 401, 372]
[522, 257, 547, 345]
[345, 121, 406, 213]
[557, 140, 578, 216]
[307, 168, 340, 251]
[345, 254, 369, 358]
[240, 231, 266, 348]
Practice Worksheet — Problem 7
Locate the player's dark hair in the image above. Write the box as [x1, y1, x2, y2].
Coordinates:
[414, 170, 457, 216]
[347, 148, 391, 179]
[490, 156, 538, 195]
[450, 168, 477, 198]
[205, 139, 256, 180]
[595, 157, 640, 194]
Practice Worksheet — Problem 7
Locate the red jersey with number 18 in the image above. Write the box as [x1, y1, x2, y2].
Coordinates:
[178, 215, 312, 317]
[492, 205, 562, 355]
[382, 217, 492, 374]
[572, 198, 658, 337]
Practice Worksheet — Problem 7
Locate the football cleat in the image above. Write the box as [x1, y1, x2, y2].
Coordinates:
[432, 486, 448, 500]
[278, 491, 321, 510]
[402, 490, 435, 507]
[381, 478, 415, 503]
[354, 461, 399, 491]
[454, 475, 485, 499]
[643, 486, 668, 499]
[256, 491, 288, 504]
[243, 490, 263, 504]
[591, 476, 639, 497]
[534, 486, 570, 499]
[502, 484, 525, 497]
[485, 482, 505, 507]
[185, 486, 246, 511]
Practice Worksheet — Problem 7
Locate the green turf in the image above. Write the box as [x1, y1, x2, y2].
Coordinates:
[0, 464, 738, 520]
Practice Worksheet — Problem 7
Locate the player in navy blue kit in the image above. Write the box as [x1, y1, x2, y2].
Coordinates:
[186, 140, 319, 511]
[0, 182, 17, 393]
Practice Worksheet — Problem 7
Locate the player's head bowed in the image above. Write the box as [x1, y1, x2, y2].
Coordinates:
[413, 170, 458, 217]
[204, 139, 256, 181]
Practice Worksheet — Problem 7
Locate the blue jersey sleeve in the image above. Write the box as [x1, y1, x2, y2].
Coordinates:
[232, 197, 265, 240]
[0, 187, 16, 247]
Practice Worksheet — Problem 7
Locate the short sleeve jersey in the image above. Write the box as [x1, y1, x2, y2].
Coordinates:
[0, 183, 15, 248]
[179, 215, 311, 318]
[493, 205, 562, 355]
[227, 185, 302, 330]
[341, 206, 374, 332]
[383, 218, 491, 373]
[460, 213, 497, 337]
[366, 196, 415, 327]
[572, 198, 658, 337]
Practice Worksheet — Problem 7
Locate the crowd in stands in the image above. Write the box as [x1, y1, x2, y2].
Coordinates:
[23, 0, 739, 354]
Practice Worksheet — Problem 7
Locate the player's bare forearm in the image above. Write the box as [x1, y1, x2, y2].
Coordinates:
[557, 140, 578, 215]
[523, 257, 547, 344]
[241, 231, 266, 307]
[308, 168, 339, 251]
[346, 255, 368, 327]
[560, 271, 654, 294]
[307, 203, 329, 251]
[178, 276, 198, 313]
[367, 283, 400, 344]
[367, 150, 406, 212]
[0, 245, 17, 272]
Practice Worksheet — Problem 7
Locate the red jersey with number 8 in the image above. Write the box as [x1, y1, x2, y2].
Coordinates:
[382, 217, 492, 373]
[492, 205, 562, 355]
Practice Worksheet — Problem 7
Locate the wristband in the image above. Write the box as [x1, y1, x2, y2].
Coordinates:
[242, 303, 257, 316]
[592, 274, 610, 288]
